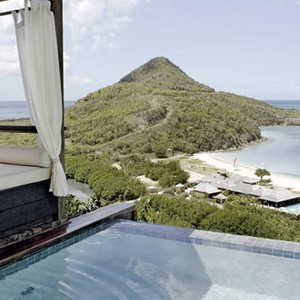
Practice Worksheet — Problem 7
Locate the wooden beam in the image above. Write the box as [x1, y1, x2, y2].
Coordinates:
[0, 10, 16, 17]
[50, 0, 66, 221]
[50, 0, 64, 167]
[0, 125, 37, 133]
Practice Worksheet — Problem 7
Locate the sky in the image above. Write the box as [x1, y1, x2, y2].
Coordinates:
[0, 0, 300, 101]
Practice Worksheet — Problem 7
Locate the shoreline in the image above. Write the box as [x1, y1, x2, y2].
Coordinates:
[192, 152, 300, 192]
[216, 136, 268, 153]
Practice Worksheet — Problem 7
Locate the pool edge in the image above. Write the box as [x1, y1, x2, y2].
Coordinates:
[0, 202, 136, 268]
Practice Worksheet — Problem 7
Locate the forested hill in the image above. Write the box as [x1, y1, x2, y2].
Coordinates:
[65, 57, 300, 157]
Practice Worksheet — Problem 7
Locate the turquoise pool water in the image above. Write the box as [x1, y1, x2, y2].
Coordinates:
[280, 203, 300, 214]
[1, 220, 300, 299]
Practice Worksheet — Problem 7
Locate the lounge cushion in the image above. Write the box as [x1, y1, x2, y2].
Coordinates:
[0, 145, 51, 168]
[0, 163, 51, 190]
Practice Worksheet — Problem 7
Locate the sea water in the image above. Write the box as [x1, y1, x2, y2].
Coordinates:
[0, 100, 74, 120]
[215, 126, 300, 177]
[214, 100, 300, 177]
[265, 100, 300, 110]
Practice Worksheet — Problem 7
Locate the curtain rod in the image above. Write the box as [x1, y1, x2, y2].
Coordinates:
[0, 8, 26, 17]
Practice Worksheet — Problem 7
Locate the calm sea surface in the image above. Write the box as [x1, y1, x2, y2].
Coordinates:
[0, 101, 75, 120]
[215, 100, 300, 177]
[265, 100, 300, 110]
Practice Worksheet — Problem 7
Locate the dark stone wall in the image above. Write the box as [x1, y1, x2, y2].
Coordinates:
[0, 180, 58, 238]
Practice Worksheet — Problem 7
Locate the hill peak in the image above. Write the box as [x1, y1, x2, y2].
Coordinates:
[119, 56, 214, 92]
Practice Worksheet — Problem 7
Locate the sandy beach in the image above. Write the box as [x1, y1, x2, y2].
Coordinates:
[192, 152, 300, 192]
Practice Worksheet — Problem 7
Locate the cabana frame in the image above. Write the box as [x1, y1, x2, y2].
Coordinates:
[0, 0, 66, 238]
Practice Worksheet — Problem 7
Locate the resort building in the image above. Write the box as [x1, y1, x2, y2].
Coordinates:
[195, 172, 300, 208]
[193, 182, 221, 196]
[259, 188, 300, 207]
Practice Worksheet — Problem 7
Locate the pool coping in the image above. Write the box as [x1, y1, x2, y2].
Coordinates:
[0, 202, 136, 268]
[113, 220, 300, 260]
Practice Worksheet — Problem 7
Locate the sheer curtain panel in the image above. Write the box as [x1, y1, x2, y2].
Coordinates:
[13, 0, 67, 196]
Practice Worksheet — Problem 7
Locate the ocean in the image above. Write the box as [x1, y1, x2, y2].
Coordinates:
[213, 99, 300, 178]
[265, 100, 300, 110]
[0, 101, 75, 121]
[215, 126, 300, 178]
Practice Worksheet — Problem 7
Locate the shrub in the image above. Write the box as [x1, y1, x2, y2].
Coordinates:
[88, 168, 146, 201]
[136, 194, 300, 242]
[154, 144, 167, 158]
[121, 157, 189, 188]
[66, 155, 147, 202]
[137, 194, 218, 228]
[66, 194, 101, 218]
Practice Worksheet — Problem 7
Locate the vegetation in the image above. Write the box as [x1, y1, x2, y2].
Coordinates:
[120, 155, 189, 187]
[66, 155, 146, 202]
[63, 57, 300, 158]
[137, 194, 300, 242]
[88, 168, 146, 201]
[0, 119, 37, 146]
[255, 168, 271, 181]
[2, 56, 300, 242]
[66, 194, 101, 218]
[1, 57, 299, 158]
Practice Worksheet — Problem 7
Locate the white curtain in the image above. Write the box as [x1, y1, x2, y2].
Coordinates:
[13, 0, 67, 197]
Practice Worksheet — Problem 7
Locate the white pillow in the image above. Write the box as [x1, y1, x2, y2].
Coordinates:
[0, 145, 51, 168]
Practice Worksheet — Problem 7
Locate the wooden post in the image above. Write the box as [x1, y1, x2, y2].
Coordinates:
[51, 0, 66, 221]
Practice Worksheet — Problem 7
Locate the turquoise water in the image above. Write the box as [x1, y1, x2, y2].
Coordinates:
[1, 220, 300, 299]
[280, 203, 300, 214]
[215, 126, 300, 178]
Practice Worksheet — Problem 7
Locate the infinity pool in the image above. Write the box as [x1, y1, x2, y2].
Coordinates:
[280, 203, 300, 214]
[1, 220, 300, 299]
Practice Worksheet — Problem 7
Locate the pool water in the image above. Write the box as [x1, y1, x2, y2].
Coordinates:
[280, 203, 300, 214]
[1, 220, 300, 299]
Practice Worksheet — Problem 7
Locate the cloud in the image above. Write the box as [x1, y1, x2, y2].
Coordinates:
[0, 0, 24, 14]
[0, 45, 20, 75]
[0, 1, 25, 42]
[69, 75, 92, 84]
[92, 34, 118, 50]
[64, 51, 92, 85]
[64, 0, 150, 49]
[64, 51, 70, 70]
[288, 85, 300, 92]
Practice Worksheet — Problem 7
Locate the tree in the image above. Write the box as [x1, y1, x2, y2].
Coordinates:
[255, 168, 271, 181]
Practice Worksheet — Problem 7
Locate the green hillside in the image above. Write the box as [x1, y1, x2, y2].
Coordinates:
[65, 57, 300, 157]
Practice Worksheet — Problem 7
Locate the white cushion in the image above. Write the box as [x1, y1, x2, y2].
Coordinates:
[0, 163, 51, 190]
[0, 145, 51, 168]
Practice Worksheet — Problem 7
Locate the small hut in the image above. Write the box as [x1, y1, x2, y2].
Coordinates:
[213, 193, 228, 204]
[194, 182, 221, 197]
